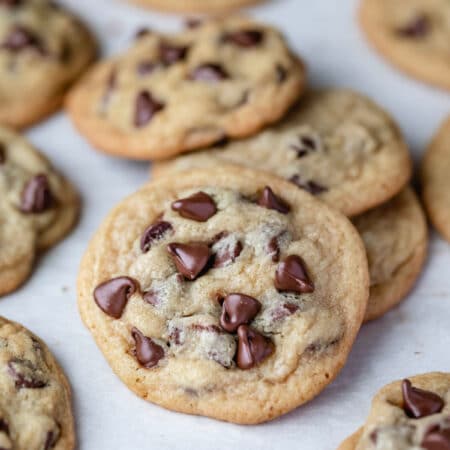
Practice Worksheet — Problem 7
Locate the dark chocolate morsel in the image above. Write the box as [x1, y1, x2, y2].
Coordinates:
[397, 14, 430, 38]
[189, 63, 229, 82]
[0, 0, 22, 6]
[134, 90, 165, 127]
[219, 293, 261, 332]
[0, 143, 5, 164]
[289, 175, 327, 195]
[135, 28, 152, 39]
[224, 30, 264, 47]
[44, 428, 60, 450]
[94, 277, 138, 319]
[8, 359, 47, 389]
[213, 239, 243, 268]
[159, 42, 189, 65]
[257, 186, 290, 214]
[275, 255, 314, 294]
[1, 25, 45, 54]
[20, 174, 53, 213]
[131, 327, 164, 368]
[140, 220, 173, 252]
[171, 191, 217, 222]
[402, 379, 444, 418]
[236, 325, 274, 370]
[167, 242, 211, 280]
[422, 427, 450, 450]
[276, 64, 287, 83]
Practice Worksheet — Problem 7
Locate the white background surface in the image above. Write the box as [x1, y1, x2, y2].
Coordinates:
[2, 0, 450, 448]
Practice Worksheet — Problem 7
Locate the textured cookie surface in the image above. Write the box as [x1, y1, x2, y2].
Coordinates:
[338, 372, 450, 449]
[67, 17, 305, 160]
[127, 0, 263, 13]
[0, 127, 79, 296]
[359, 0, 450, 91]
[353, 188, 427, 322]
[0, 316, 75, 450]
[78, 167, 369, 424]
[0, 0, 96, 128]
[153, 89, 411, 217]
[422, 116, 450, 243]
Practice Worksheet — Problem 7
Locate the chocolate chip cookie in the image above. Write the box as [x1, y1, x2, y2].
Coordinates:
[338, 373, 450, 450]
[354, 188, 428, 322]
[0, 127, 79, 296]
[422, 116, 450, 243]
[153, 89, 412, 217]
[359, 0, 450, 91]
[0, 0, 96, 128]
[127, 0, 263, 13]
[66, 17, 306, 160]
[77, 167, 369, 424]
[0, 316, 75, 450]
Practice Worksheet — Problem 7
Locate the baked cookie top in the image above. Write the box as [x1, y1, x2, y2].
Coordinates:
[153, 89, 412, 217]
[359, 0, 450, 91]
[78, 167, 369, 424]
[0, 127, 79, 295]
[67, 17, 305, 160]
[353, 188, 427, 322]
[0, 317, 74, 450]
[339, 373, 450, 450]
[0, 0, 96, 128]
[127, 0, 263, 13]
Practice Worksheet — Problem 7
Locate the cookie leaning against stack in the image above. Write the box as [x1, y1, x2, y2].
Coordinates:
[66, 16, 306, 160]
[78, 167, 369, 424]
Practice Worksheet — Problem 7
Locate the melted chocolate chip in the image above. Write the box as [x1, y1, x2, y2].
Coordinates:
[275, 255, 314, 294]
[257, 186, 290, 214]
[236, 325, 274, 370]
[219, 294, 261, 332]
[135, 28, 152, 39]
[290, 136, 317, 157]
[0, 419, 9, 435]
[171, 191, 217, 222]
[0, 143, 5, 164]
[44, 428, 59, 450]
[224, 30, 264, 48]
[134, 91, 165, 127]
[189, 63, 229, 82]
[267, 235, 281, 262]
[271, 302, 299, 321]
[159, 42, 189, 65]
[276, 64, 287, 83]
[397, 14, 430, 38]
[213, 239, 243, 268]
[289, 175, 327, 195]
[93, 277, 138, 319]
[422, 427, 450, 450]
[185, 17, 203, 29]
[143, 289, 160, 306]
[20, 174, 53, 213]
[140, 220, 173, 252]
[0, 0, 22, 6]
[402, 379, 444, 418]
[8, 359, 47, 389]
[1, 25, 45, 54]
[131, 328, 164, 368]
[137, 60, 158, 76]
[167, 242, 211, 280]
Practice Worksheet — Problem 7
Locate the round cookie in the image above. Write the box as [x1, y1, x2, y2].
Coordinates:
[153, 89, 412, 217]
[127, 0, 263, 13]
[0, 127, 79, 296]
[421, 116, 450, 243]
[78, 167, 369, 424]
[359, 0, 450, 91]
[338, 372, 450, 449]
[66, 17, 306, 160]
[0, 0, 96, 129]
[0, 316, 75, 450]
[353, 188, 428, 322]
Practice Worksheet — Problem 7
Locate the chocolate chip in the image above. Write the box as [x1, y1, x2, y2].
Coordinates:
[20, 174, 53, 213]
[213, 239, 243, 268]
[131, 328, 164, 368]
[0, 0, 21, 7]
[167, 242, 211, 280]
[236, 325, 274, 370]
[8, 359, 47, 389]
[1, 25, 45, 54]
[271, 302, 299, 321]
[276, 64, 287, 83]
[422, 427, 450, 450]
[44, 428, 59, 450]
[134, 90, 164, 127]
[185, 17, 203, 29]
[275, 255, 314, 294]
[169, 327, 182, 345]
[171, 191, 217, 222]
[143, 290, 159, 306]
[0, 419, 9, 435]
[140, 220, 173, 252]
[257, 186, 290, 214]
[268, 236, 281, 262]
[159, 42, 189, 65]
[402, 379, 444, 419]
[224, 30, 264, 48]
[0, 143, 5, 164]
[290, 136, 317, 157]
[397, 14, 430, 38]
[135, 28, 152, 39]
[137, 60, 158, 76]
[189, 63, 229, 82]
[219, 294, 261, 332]
[289, 175, 327, 195]
[191, 323, 223, 333]
[93, 277, 138, 319]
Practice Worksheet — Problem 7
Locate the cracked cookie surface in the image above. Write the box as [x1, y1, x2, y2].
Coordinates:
[127, 0, 263, 13]
[0, 316, 75, 450]
[67, 17, 305, 160]
[359, 0, 450, 91]
[153, 89, 412, 217]
[0, 127, 79, 296]
[0, 0, 96, 128]
[338, 373, 450, 450]
[77, 167, 369, 424]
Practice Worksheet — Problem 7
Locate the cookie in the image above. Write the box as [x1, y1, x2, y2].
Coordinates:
[338, 372, 450, 450]
[0, 127, 79, 296]
[353, 188, 428, 322]
[77, 167, 369, 424]
[127, 0, 263, 13]
[66, 17, 306, 160]
[153, 89, 412, 217]
[359, 0, 450, 91]
[0, 316, 75, 450]
[421, 116, 450, 243]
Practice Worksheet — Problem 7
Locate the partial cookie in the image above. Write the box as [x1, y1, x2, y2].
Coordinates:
[0, 316, 75, 450]
[422, 116, 450, 243]
[353, 188, 428, 322]
[127, 0, 263, 13]
[153, 89, 412, 217]
[338, 372, 450, 449]
[359, 0, 450, 91]
[78, 167, 369, 424]
[67, 17, 305, 160]
[0, 0, 96, 128]
[0, 127, 79, 296]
